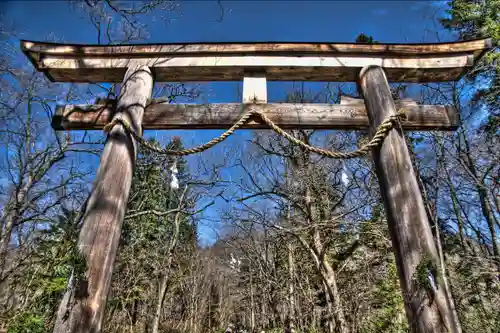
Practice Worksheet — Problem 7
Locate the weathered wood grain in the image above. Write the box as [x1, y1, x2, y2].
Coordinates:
[52, 66, 154, 333]
[340, 96, 418, 105]
[39, 54, 473, 69]
[42, 66, 471, 83]
[31, 54, 473, 83]
[21, 39, 491, 83]
[358, 65, 461, 333]
[53, 102, 459, 131]
[21, 38, 491, 56]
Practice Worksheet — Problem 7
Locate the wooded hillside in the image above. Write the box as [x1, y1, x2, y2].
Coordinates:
[0, 1, 498, 333]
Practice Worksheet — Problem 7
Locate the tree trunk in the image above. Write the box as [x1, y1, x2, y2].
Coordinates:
[152, 187, 187, 333]
[291, 228, 347, 333]
[321, 258, 345, 333]
[300, 161, 347, 333]
[152, 275, 168, 333]
[249, 264, 256, 332]
[305, 275, 318, 330]
[323, 280, 334, 333]
[460, 131, 499, 267]
[0, 213, 15, 276]
[260, 282, 268, 329]
[412, 139, 463, 333]
[0, 178, 32, 277]
[53, 65, 153, 333]
[358, 65, 461, 333]
[287, 242, 296, 331]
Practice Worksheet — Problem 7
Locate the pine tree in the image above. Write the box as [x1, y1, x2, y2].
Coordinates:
[441, 0, 499, 113]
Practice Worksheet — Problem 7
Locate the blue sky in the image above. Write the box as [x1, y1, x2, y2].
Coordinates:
[2, 0, 458, 245]
[4, 1, 453, 44]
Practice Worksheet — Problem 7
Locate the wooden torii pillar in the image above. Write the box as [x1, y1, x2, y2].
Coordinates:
[22, 38, 491, 333]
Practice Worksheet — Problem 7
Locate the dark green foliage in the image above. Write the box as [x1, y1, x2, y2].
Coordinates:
[355, 33, 379, 44]
[481, 114, 499, 136]
[363, 261, 408, 333]
[7, 312, 46, 333]
[122, 137, 194, 247]
[6, 207, 82, 332]
[413, 253, 440, 300]
[441, 0, 500, 112]
[104, 137, 198, 330]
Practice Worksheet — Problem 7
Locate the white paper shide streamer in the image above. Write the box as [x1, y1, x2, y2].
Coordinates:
[341, 163, 349, 187]
[170, 160, 179, 190]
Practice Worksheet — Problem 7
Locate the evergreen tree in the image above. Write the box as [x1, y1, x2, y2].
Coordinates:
[6, 207, 82, 333]
[104, 137, 198, 331]
[441, 0, 499, 113]
[355, 33, 379, 44]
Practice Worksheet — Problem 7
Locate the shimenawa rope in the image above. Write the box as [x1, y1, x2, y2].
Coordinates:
[102, 106, 407, 159]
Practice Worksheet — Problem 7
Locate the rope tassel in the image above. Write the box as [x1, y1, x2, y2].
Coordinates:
[103, 107, 407, 159]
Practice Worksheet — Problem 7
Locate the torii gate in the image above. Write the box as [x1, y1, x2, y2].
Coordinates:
[22, 37, 491, 333]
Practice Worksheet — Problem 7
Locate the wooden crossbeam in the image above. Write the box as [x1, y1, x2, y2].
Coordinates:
[53, 101, 458, 131]
[21, 38, 491, 83]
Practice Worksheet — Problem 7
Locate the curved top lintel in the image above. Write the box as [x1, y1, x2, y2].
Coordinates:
[20, 38, 492, 83]
[21, 38, 491, 57]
